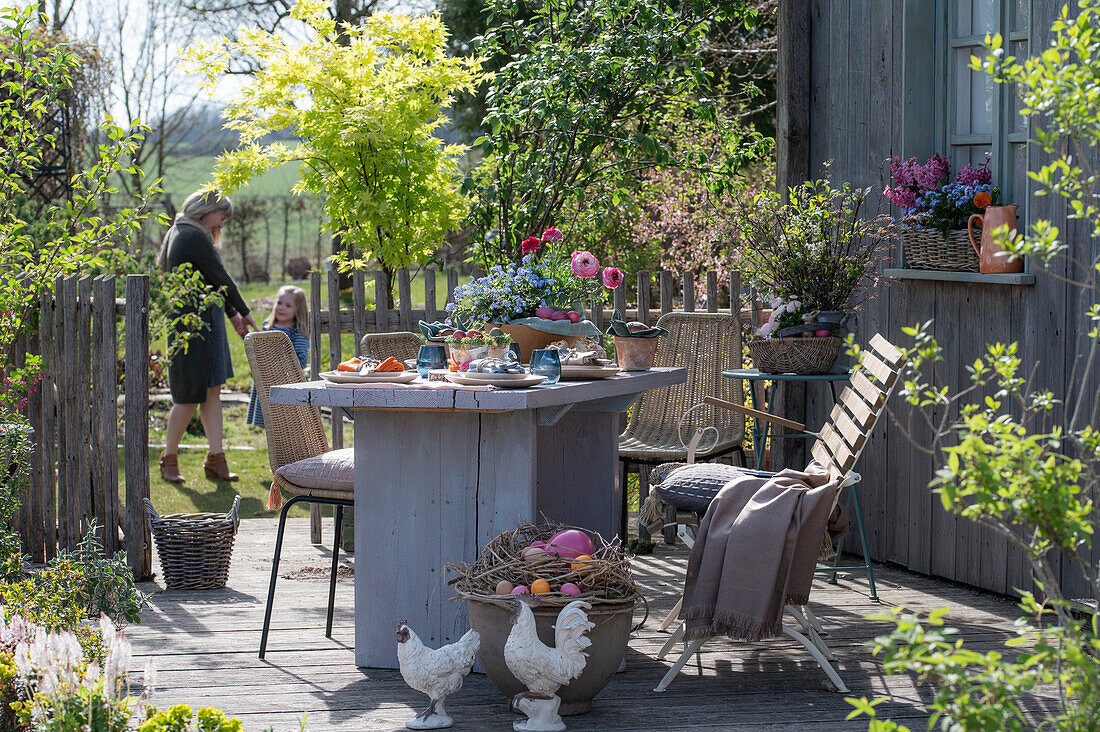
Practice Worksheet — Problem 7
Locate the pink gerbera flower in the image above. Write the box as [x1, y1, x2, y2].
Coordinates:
[570, 250, 599, 278]
[542, 227, 563, 241]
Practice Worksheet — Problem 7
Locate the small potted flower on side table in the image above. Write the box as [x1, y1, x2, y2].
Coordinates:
[739, 178, 894, 375]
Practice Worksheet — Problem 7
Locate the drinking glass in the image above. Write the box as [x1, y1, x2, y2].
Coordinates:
[507, 342, 522, 363]
[416, 344, 447, 378]
[529, 348, 561, 385]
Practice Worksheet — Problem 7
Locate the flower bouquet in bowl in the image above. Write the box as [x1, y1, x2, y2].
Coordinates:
[447, 227, 624, 360]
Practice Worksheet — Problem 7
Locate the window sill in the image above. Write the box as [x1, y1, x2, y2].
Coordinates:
[884, 269, 1035, 286]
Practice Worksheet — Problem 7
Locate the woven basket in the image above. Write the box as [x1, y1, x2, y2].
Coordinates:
[748, 337, 842, 375]
[901, 227, 979, 271]
[146, 496, 241, 590]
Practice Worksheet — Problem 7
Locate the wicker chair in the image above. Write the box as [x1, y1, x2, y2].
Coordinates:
[618, 312, 746, 542]
[245, 331, 354, 659]
[360, 331, 422, 362]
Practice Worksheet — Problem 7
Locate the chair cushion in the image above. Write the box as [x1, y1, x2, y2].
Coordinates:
[653, 462, 774, 514]
[275, 448, 354, 493]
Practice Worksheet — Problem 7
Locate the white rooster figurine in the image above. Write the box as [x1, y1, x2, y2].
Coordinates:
[396, 621, 480, 730]
[504, 597, 594, 732]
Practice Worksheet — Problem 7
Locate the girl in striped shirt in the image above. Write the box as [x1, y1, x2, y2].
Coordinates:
[247, 285, 310, 428]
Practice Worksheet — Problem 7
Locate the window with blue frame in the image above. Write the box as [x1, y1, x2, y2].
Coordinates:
[940, 1, 1030, 220]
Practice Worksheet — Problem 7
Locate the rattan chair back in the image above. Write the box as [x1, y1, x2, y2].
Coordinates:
[245, 331, 330, 474]
[619, 312, 744, 461]
[360, 331, 422, 362]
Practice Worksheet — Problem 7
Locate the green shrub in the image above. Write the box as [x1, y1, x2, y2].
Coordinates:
[139, 705, 243, 732]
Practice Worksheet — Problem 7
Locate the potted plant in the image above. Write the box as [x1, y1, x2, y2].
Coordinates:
[446, 227, 625, 360]
[443, 328, 514, 371]
[448, 523, 643, 716]
[738, 179, 895, 374]
[883, 155, 1000, 272]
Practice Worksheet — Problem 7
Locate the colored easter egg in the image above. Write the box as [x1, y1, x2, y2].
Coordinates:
[531, 579, 551, 594]
[495, 580, 514, 595]
[567, 311, 580, 323]
[570, 554, 594, 572]
[550, 311, 569, 321]
[511, 585, 529, 595]
[535, 306, 554, 319]
[560, 582, 581, 596]
[815, 329, 831, 337]
[546, 529, 596, 561]
[522, 546, 546, 564]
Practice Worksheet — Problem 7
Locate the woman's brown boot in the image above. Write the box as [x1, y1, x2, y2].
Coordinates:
[159, 453, 185, 484]
[204, 452, 239, 481]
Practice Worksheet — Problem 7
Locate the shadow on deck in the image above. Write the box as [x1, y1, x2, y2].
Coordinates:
[127, 518, 1056, 731]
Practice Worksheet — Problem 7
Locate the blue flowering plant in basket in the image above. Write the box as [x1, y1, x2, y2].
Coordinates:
[884, 154, 1000, 237]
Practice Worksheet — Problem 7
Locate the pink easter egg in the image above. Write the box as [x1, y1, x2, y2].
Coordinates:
[511, 585, 529, 595]
[560, 582, 581, 596]
[567, 311, 580, 323]
[535, 306, 554, 319]
[529, 540, 546, 549]
[815, 329, 831, 337]
[550, 311, 569, 321]
[546, 529, 596, 561]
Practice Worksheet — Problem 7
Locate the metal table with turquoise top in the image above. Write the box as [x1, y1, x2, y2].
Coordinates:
[722, 367, 878, 600]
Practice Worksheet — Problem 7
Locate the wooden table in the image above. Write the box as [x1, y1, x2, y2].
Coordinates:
[269, 368, 685, 669]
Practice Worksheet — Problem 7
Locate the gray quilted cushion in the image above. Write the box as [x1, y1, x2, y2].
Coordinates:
[275, 448, 354, 491]
[653, 462, 773, 514]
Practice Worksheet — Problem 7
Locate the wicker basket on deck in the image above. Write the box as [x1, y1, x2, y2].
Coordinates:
[145, 496, 241, 590]
[748, 337, 842, 375]
[901, 227, 978, 271]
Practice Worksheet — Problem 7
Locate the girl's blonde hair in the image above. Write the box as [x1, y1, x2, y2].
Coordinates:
[264, 285, 310, 335]
[157, 190, 234, 270]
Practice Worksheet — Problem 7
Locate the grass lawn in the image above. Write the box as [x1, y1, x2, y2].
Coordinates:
[129, 401, 315, 519]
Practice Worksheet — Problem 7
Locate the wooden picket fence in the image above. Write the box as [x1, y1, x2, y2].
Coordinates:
[14, 274, 152, 578]
[303, 266, 746, 542]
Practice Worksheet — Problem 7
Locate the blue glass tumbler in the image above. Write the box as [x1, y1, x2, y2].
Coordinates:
[529, 348, 561, 385]
[416, 344, 447, 378]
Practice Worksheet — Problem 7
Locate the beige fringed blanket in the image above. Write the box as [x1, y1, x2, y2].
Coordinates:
[680, 461, 847, 641]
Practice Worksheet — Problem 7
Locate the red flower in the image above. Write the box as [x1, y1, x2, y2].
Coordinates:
[601, 267, 624, 289]
[521, 236, 541, 254]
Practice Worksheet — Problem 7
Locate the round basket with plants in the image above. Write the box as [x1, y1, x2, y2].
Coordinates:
[447, 522, 645, 716]
[738, 178, 895, 374]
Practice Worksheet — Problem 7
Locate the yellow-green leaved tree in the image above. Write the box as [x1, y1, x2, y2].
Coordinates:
[185, 0, 484, 274]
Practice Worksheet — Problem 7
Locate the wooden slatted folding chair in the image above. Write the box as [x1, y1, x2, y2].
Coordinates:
[652, 333, 906, 694]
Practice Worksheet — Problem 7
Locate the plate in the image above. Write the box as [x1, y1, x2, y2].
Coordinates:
[559, 365, 622, 380]
[455, 370, 531, 381]
[319, 370, 420, 384]
[445, 373, 547, 388]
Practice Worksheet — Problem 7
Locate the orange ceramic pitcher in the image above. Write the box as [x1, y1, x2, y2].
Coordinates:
[968, 204, 1024, 274]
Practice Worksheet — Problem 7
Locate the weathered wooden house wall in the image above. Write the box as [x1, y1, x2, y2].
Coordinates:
[793, 1, 1097, 599]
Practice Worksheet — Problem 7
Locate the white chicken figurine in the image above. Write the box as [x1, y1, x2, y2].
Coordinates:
[396, 621, 480, 730]
[504, 597, 594, 732]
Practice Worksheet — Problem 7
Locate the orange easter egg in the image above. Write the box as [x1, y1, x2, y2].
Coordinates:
[531, 578, 551, 594]
[570, 554, 594, 572]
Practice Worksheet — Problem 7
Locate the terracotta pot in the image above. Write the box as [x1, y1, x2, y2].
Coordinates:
[465, 597, 634, 716]
[614, 336, 660, 371]
[495, 324, 581, 362]
[968, 204, 1024, 274]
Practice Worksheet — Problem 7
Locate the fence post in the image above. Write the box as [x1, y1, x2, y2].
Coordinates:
[93, 276, 119, 552]
[61, 276, 77, 550]
[659, 270, 674, 318]
[29, 291, 48, 562]
[424, 267, 438, 323]
[124, 274, 151, 579]
[613, 276, 627, 319]
[683, 272, 696, 312]
[446, 269, 458, 309]
[77, 276, 93, 541]
[353, 270, 367, 354]
[375, 271, 390, 334]
[47, 281, 61, 558]
[398, 269, 413, 333]
[636, 271, 651, 327]
[308, 271, 323, 544]
[706, 271, 718, 313]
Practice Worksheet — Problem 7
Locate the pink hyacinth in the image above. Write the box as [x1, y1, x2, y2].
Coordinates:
[570, 250, 599, 278]
[542, 227, 563, 241]
[602, 267, 624, 289]
[521, 236, 541, 254]
[955, 158, 992, 186]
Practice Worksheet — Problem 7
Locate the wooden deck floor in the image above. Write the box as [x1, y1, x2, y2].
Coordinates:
[128, 517, 1057, 731]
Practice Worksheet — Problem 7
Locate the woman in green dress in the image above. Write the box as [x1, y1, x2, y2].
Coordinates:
[156, 191, 256, 483]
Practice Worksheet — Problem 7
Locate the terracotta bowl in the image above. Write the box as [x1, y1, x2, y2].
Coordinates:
[465, 597, 635, 716]
[614, 336, 660, 371]
[495, 324, 581, 362]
